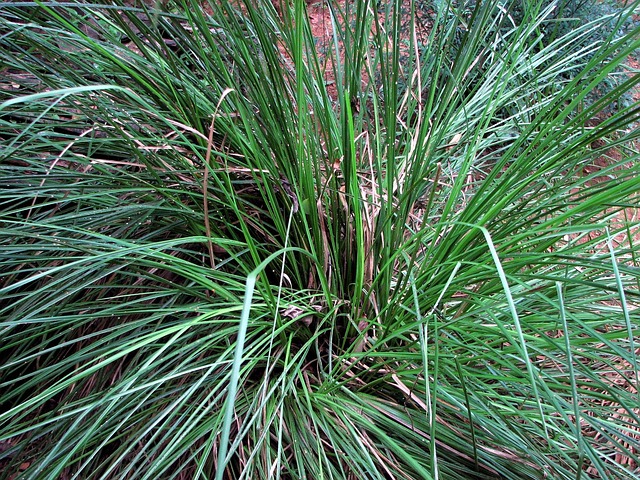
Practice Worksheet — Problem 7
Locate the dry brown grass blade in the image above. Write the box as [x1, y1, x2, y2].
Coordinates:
[203, 88, 235, 282]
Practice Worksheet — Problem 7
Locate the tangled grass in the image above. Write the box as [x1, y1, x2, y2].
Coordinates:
[1, 0, 640, 478]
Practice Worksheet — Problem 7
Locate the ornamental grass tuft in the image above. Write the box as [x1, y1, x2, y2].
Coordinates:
[1, 0, 639, 478]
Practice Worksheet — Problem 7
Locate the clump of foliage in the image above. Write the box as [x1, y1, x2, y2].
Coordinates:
[509, 0, 639, 110]
[0, 0, 639, 479]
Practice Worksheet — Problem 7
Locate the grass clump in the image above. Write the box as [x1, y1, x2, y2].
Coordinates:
[1, 0, 640, 478]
